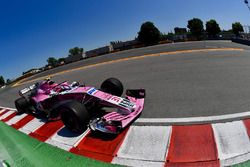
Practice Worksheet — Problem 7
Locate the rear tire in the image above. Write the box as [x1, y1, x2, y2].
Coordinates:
[100, 78, 123, 96]
[15, 97, 30, 114]
[60, 101, 90, 133]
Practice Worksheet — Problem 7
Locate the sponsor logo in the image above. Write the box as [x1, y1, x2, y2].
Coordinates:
[109, 96, 122, 103]
[119, 99, 135, 108]
[87, 88, 98, 95]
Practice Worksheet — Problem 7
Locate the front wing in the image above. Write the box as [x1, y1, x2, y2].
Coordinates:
[89, 89, 145, 134]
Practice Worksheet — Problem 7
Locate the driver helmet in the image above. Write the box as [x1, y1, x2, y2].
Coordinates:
[71, 81, 79, 87]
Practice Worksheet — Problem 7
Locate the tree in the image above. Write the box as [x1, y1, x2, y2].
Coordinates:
[138, 21, 161, 45]
[58, 57, 65, 63]
[174, 27, 187, 34]
[0, 76, 5, 86]
[206, 19, 221, 37]
[57, 58, 66, 65]
[6, 79, 11, 84]
[110, 41, 122, 46]
[160, 33, 168, 41]
[187, 18, 204, 38]
[244, 0, 250, 11]
[160, 32, 174, 41]
[232, 22, 244, 36]
[47, 57, 58, 67]
[69, 47, 83, 56]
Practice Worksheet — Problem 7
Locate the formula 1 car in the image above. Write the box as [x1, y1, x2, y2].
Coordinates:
[15, 78, 145, 134]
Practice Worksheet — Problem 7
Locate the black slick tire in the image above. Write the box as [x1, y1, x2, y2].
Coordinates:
[15, 97, 30, 114]
[60, 100, 90, 133]
[100, 78, 123, 96]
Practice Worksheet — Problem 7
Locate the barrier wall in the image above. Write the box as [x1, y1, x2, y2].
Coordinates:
[232, 38, 250, 46]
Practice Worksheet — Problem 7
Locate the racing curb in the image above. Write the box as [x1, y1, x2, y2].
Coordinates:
[0, 106, 250, 167]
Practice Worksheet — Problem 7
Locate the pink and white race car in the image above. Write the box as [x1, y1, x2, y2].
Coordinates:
[15, 78, 145, 134]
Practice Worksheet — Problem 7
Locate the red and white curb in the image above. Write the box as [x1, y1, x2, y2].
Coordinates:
[0, 107, 250, 167]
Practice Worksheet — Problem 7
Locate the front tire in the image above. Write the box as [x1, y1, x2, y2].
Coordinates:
[100, 78, 123, 96]
[60, 101, 90, 133]
[15, 97, 30, 114]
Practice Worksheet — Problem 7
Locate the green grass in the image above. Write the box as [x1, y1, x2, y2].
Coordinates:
[0, 121, 122, 167]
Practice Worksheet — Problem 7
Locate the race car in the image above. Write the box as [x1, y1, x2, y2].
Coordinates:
[14, 78, 145, 134]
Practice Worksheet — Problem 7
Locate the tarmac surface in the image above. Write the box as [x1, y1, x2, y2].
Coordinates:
[1, 41, 250, 120]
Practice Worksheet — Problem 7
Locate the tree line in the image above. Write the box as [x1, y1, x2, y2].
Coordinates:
[45, 18, 245, 68]
[47, 47, 83, 67]
[0, 76, 11, 87]
[0, 47, 84, 86]
[137, 18, 244, 45]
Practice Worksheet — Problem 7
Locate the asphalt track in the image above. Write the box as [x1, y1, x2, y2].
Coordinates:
[1, 41, 250, 121]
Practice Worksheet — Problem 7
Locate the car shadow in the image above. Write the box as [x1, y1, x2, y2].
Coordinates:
[57, 126, 83, 138]
[24, 108, 121, 140]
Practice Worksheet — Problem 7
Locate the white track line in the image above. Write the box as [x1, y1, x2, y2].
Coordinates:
[5, 113, 28, 125]
[19, 119, 46, 134]
[73, 129, 90, 147]
[136, 111, 250, 123]
[0, 109, 7, 114]
[113, 126, 171, 167]
[0, 110, 15, 120]
[112, 158, 165, 167]
[212, 121, 250, 166]
[45, 127, 89, 151]
[0, 106, 16, 111]
[45, 139, 72, 151]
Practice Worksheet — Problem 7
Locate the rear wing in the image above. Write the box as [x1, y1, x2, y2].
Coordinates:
[19, 84, 36, 96]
